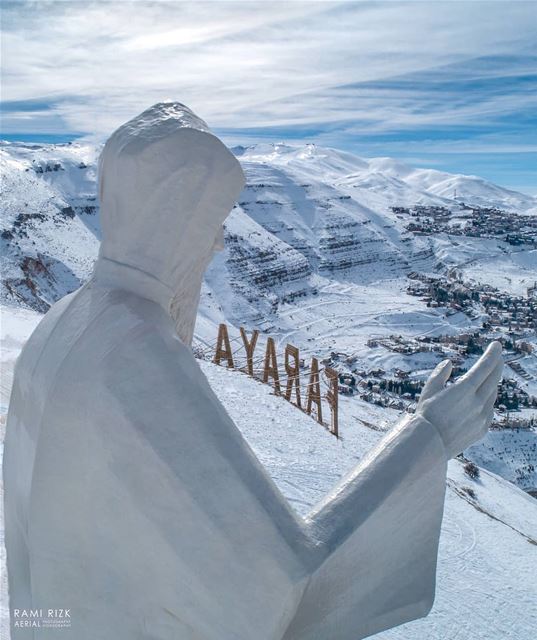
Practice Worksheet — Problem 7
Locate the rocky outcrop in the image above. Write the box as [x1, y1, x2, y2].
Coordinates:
[223, 209, 316, 312]
[1, 143, 100, 311]
[3, 253, 81, 312]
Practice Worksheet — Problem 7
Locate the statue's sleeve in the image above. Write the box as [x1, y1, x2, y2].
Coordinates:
[283, 414, 448, 640]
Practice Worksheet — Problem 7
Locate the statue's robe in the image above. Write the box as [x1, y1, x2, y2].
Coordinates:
[3, 103, 447, 640]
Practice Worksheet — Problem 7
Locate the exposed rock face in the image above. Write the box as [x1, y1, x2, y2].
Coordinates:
[223, 208, 316, 314]
[1, 143, 100, 311]
[234, 160, 423, 291]
[317, 212, 400, 274]
[1, 198, 97, 311]
[3, 254, 81, 312]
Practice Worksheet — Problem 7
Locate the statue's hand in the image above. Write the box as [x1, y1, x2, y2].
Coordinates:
[416, 341, 503, 458]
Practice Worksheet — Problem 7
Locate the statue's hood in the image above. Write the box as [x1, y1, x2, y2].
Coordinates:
[94, 102, 245, 344]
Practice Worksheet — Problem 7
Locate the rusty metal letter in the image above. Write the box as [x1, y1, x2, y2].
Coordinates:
[214, 323, 234, 368]
[262, 337, 281, 395]
[306, 357, 323, 424]
[325, 367, 339, 437]
[240, 327, 259, 377]
[284, 344, 301, 408]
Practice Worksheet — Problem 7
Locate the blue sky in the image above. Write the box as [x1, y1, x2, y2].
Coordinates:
[1, 0, 536, 193]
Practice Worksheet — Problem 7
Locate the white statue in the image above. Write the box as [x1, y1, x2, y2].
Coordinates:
[3, 103, 503, 640]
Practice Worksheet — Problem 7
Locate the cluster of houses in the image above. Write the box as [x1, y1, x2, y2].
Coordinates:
[321, 352, 423, 411]
[392, 204, 537, 246]
[321, 268, 537, 425]
[495, 377, 536, 412]
[464, 205, 536, 245]
[507, 359, 533, 381]
[491, 414, 536, 430]
[392, 205, 451, 219]
[366, 334, 462, 357]
[321, 339, 536, 426]
[481, 292, 537, 331]
[407, 272, 537, 331]
[406, 272, 478, 315]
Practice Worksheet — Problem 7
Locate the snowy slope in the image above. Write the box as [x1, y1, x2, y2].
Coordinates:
[239, 144, 537, 213]
[1, 139, 536, 488]
[2, 140, 536, 640]
[467, 429, 537, 492]
[0, 142, 100, 310]
[211, 360, 537, 640]
[365, 157, 537, 212]
[2, 139, 536, 492]
[1, 306, 536, 640]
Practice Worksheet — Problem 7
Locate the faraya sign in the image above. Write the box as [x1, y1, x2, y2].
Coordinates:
[212, 324, 339, 437]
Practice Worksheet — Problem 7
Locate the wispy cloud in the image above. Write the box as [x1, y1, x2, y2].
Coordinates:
[1, 0, 536, 191]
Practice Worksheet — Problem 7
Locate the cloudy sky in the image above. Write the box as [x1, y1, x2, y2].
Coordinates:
[1, 0, 536, 193]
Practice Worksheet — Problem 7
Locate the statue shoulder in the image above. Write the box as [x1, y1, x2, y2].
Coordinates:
[99, 309, 210, 410]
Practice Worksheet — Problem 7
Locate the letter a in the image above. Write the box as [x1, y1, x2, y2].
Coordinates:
[240, 327, 259, 377]
[284, 344, 301, 408]
[307, 357, 323, 424]
[263, 337, 281, 394]
[214, 323, 234, 368]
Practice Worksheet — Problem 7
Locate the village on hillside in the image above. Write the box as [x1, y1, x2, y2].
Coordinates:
[321, 208, 537, 430]
[392, 203, 537, 246]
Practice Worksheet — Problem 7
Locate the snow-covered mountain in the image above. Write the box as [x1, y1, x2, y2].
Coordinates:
[0, 142, 99, 311]
[2, 140, 535, 315]
[1, 138, 536, 487]
[1, 138, 537, 639]
[2, 138, 536, 480]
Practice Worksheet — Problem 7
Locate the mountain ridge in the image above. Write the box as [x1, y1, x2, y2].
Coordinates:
[1, 138, 536, 639]
[3, 138, 534, 315]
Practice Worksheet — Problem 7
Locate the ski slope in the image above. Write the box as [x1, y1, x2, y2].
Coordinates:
[1, 305, 536, 639]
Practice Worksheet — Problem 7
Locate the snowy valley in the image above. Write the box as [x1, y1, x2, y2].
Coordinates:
[2, 139, 536, 486]
[1, 139, 537, 639]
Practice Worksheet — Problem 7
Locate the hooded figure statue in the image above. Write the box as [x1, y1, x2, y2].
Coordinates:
[3, 103, 502, 640]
